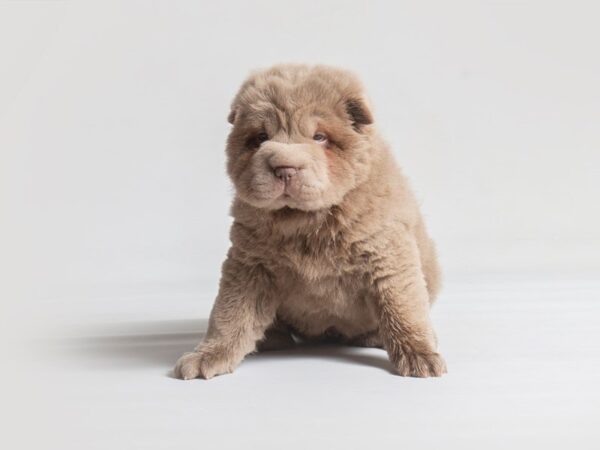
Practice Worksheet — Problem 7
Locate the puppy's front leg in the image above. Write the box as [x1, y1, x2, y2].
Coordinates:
[174, 256, 277, 380]
[372, 234, 447, 377]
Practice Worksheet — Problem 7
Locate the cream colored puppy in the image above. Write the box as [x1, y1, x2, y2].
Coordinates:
[175, 64, 446, 379]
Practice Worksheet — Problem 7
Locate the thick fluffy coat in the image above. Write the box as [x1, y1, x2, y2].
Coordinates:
[175, 64, 446, 379]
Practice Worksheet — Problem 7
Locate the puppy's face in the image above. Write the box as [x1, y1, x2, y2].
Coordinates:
[226, 65, 374, 212]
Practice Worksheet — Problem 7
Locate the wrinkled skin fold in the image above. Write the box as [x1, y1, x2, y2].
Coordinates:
[174, 64, 446, 379]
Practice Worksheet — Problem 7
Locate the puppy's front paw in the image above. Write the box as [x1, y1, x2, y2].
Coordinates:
[391, 347, 447, 378]
[173, 347, 234, 380]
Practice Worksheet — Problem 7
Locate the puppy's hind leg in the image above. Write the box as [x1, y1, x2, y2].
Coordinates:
[256, 321, 296, 352]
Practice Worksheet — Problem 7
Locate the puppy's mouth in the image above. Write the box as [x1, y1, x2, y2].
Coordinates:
[277, 179, 321, 207]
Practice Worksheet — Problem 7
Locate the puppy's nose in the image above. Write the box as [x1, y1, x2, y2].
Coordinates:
[274, 166, 297, 181]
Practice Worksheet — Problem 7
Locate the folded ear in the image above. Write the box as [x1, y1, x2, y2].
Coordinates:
[227, 108, 237, 124]
[346, 97, 373, 130]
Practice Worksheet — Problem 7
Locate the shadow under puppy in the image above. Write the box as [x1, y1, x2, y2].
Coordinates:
[175, 64, 446, 379]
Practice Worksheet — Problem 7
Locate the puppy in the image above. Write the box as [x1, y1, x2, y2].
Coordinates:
[175, 64, 446, 379]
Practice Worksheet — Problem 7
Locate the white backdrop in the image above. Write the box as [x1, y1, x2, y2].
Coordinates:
[3, 1, 599, 304]
[1, 2, 599, 448]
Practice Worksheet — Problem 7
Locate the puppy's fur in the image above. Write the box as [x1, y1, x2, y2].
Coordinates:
[175, 64, 446, 379]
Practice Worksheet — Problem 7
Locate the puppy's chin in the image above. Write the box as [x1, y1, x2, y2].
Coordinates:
[242, 194, 331, 213]
[235, 179, 328, 212]
[238, 187, 336, 213]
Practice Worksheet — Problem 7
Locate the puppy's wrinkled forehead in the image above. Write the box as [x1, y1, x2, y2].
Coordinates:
[227, 64, 373, 130]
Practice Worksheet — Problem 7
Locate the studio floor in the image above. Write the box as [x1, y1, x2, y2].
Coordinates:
[17, 278, 600, 449]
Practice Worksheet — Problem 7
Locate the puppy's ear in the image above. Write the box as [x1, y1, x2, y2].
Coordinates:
[227, 108, 237, 124]
[346, 98, 373, 130]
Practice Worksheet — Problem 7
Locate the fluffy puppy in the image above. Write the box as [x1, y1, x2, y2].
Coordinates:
[175, 64, 446, 379]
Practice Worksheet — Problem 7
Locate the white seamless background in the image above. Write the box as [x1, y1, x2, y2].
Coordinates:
[4, 1, 599, 298]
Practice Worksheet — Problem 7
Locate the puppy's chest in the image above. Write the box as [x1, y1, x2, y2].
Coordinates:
[275, 270, 377, 338]
[267, 237, 377, 335]
[276, 237, 368, 280]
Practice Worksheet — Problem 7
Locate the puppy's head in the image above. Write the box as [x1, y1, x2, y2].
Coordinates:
[226, 64, 374, 212]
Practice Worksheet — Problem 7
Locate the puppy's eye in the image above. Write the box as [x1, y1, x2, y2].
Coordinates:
[247, 132, 269, 149]
[313, 132, 327, 142]
[256, 132, 269, 144]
